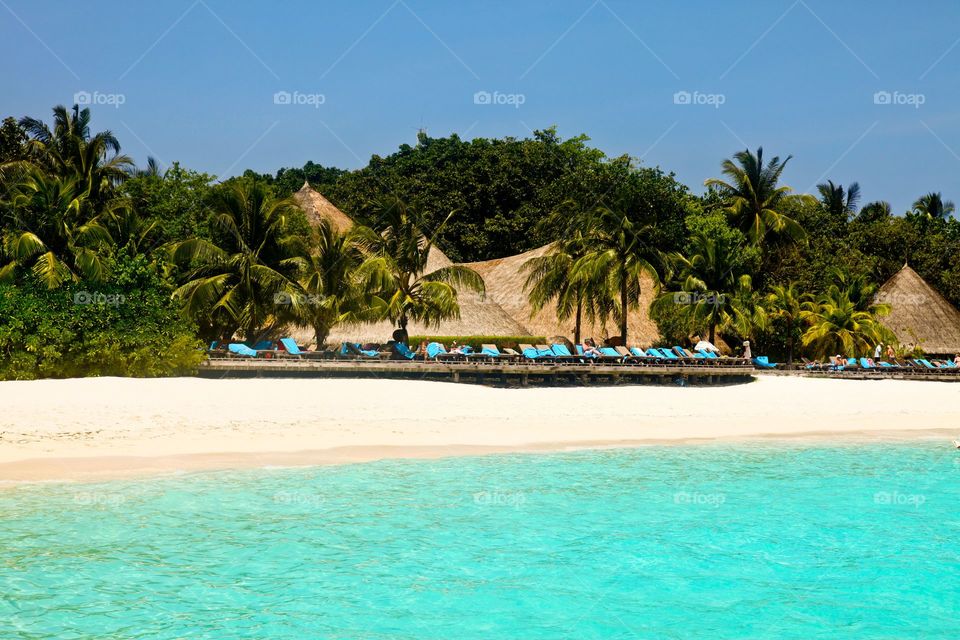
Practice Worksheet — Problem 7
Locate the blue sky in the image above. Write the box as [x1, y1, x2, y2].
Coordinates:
[3, 0, 959, 214]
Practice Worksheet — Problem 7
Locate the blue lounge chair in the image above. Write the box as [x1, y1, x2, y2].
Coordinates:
[340, 342, 379, 358]
[228, 343, 258, 357]
[279, 338, 304, 357]
[599, 347, 623, 361]
[655, 348, 679, 360]
[752, 356, 777, 369]
[549, 343, 582, 363]
[426, 342, 448, 359]
[392, 341, 417, 360]
[858, 357, 874, 369]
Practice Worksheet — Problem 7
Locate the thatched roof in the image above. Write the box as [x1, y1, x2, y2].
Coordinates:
[462, 244, 661, 346]
[293, 181, 353, 233]
[319, 243, 660, 347]
[289, 185, 660, 346]
[877, 264, 960, 355]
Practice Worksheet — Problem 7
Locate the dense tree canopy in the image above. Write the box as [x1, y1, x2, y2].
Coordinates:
[2, 103, 960, 378]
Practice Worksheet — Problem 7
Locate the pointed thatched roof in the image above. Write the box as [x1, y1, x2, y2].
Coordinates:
[292, 181, 354, 233]
[462, 244, 660, 346]
[288, 185, 660, 346]
[877, 264, 960, 355]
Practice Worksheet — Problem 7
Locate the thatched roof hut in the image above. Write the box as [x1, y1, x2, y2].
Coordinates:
[877, 264, 960, 356]
[293, 181, 353, 233]
[461, 244, 660, 346]
[291, 184, 660, 347]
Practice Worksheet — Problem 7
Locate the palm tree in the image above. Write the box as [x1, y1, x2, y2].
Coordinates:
[704, 147, 808, 243]
[359, 197, 484, 342]
[817, 180, 860, 220]
[19, 105, 132, 208]
[800, 285, 894, 359]
[0, 169, 113, 287]
[171, 181, 303, 342]
[911, 192, 955, 219]
[856, 200, 891, 222]
[571, 207, 661, 344]
[766, 282, 809, 365]
[294, 219, 377, 347]
[655, 231, 748, 345]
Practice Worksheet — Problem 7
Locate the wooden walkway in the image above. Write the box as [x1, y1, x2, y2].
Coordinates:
[199, 358, 756, 387]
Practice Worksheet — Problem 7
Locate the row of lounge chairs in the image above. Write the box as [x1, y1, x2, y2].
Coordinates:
[803, 356, 960, 374]
[212, 339, 752, 368]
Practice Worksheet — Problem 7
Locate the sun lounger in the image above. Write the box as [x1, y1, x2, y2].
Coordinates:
[576, 345, 600, 359]
[340, 342, 379, 358]
[549, 343, 583, 363]
[277, 337, 305, 359]
[391, 341, 417, 360]
[228, 343, 259, 357]
[752, 355, 777, 369]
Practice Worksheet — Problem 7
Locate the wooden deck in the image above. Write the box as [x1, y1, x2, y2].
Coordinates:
[199, 357, 756, 387]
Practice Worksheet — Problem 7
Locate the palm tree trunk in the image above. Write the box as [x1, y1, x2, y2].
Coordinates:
[313, 324, 329, 350]
[574, 299, 582, 345]
[619, 277, 628, 344]
[786, 318, 794, 366]
[708, 322, 716, 345]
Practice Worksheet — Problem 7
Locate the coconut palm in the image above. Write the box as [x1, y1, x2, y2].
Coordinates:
[765, 282, 809, 365]
[704, 147, 808, 244]
[171, 181, 304, 342]
[911, 192, 955, 219]
[800, 285, 894, 359]
[0, 169, 113, 287]
[359, 197, 484, 341]
[856, 200, 891, 222]
[293, 219, 378, 347]
[19, 105, 132, 208]
[817, 180, 860, 220]
[571, 206, 661, 344]
[655, 231, 748, 345]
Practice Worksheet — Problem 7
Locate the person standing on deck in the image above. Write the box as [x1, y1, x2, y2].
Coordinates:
[874, 343, 883, 359]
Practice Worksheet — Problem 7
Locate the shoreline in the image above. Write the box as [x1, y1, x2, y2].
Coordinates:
[1, 428, 955, 485]
[3, 376, 959, 484]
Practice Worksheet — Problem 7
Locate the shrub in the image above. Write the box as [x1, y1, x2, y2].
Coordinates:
[0, 255, 204, 380]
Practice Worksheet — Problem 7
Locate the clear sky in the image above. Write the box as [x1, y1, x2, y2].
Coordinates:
[4, 0, 959, 214]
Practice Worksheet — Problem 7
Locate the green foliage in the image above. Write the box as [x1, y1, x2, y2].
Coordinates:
[123, 162, 216, 245]
[0, 254, 203, 380]
[407, 335, 546, 350]
[321, 129, 690, 263]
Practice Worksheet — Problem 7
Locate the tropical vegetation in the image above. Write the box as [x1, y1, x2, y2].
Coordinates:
[2, 104, 960, 379]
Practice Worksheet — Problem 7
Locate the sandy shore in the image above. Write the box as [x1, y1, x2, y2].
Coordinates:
[1, 375, 958, 483]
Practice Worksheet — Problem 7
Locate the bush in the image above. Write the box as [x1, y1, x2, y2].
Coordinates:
[0, 255, 205, 380]
[406, 335, 547, 351]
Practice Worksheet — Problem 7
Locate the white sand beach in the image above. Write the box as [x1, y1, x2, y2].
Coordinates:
[1, 375, 958, 482]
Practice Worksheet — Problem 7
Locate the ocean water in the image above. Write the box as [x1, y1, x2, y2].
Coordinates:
[2, 444, 959, 639]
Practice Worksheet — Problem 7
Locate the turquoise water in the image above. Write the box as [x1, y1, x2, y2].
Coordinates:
[2, 444, 959, 638]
